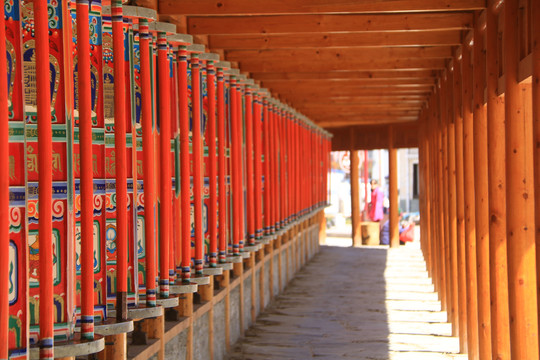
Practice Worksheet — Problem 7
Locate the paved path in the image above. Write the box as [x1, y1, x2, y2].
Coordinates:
[227, 241, 467, 360]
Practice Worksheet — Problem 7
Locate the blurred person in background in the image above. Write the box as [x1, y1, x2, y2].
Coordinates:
[368, 179, 384, 222]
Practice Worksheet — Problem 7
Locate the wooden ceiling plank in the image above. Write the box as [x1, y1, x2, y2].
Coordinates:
[238, 58, 447, 72]
[209, 30, 462, 49]
[159, 0, 485, 16]
[251, 70, 439, 80]
[262, 78, 437, 86]
[225, 46, 454, 62]
[187, 13, 473, 35]
[317, 118, 419, 127]
[296, 95, 427, 100]
[268, 85, 435, 94]
[297, 104, 423, 111]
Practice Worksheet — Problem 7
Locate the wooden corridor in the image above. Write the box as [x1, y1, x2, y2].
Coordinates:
[227, 241, 467, 360]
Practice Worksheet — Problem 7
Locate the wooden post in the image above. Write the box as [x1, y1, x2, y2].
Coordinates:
[472, 13, 492, 360]
[532, 0, 540, 342]
[453, 50, 469, 353]
[350, 149, 361, 247]
[440, 72, 451, 315]
[200, 276, 214, 360]
[104, 334, 127, 360]
[319, 210, 326, 245]
[142, 316, 165, 360]
[388, 127, 399, 248]
[0, 0, 8, 356]
[486, 1, 510, 358]
[446, 63, 459, 336]
[176, 293, 194, 360]
[35, 0, 54, 356]
[462, 37, 480, 360]
[233, 262, 244, 334]
[505, 0, 540, 358]
[218, 270, 231, 351]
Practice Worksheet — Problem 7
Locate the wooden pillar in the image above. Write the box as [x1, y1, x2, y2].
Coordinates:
[472, 13, 492, 360]
[435, 84, 448, 309]
[104, 334, 127, 360]
[462, 37, 480, 360]
[486, 1, 510, 358]
[532, 0, 540, 344]
[440, 72, 451, 315]
[505, 1, 540, 358]
[350, 149, 361, 247]
[319, 209, 327, 245]
[419, 112, 432, 278]
[428, 98, 440, 295]
[200, 276, 214, 360]
[176, 294, 193, 360]
[388, 127, 399, 248]
[446, 64, 459, 336]
[453, 50, 469, 353]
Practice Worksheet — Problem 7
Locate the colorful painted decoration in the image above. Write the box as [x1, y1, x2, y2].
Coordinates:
[0, 2, 331, 356]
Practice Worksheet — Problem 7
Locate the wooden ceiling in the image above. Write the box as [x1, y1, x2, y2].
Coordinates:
[147, 0, 486, 130]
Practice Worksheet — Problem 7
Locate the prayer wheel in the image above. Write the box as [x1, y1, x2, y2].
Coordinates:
[0, 2, 331, 356]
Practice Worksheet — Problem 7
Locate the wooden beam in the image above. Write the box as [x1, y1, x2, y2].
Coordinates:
[268, 84, 435, 95]
[187, 13, 473, 35]
[297, 104, 423, 112]
[331, 123, 420, 150]
[251, 70, 439, 81]
[317, 117, 418, 127]
[264, 77, 437, 84]
[209, 30, 462, 50]
[289, 95, 428, 102]
[505, 0, 539, 357]
[238, 58, 447, 72]
[486, 1, 510, 358]
[294, 100, 426, 107]
[274, 89, 432, 99]
[462, 40, 480, 360]
[350, 149, 361, 247]
[226, 47, 453, 63]
[161, 0, 485, 15]
[472, 13, 492, 359]
[305, 109, 421, 117]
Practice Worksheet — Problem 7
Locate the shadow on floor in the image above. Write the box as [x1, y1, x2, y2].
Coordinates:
[227, 246, 390, 359]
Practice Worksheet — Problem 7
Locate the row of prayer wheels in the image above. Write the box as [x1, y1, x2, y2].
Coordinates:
[0, 0, 332, 358]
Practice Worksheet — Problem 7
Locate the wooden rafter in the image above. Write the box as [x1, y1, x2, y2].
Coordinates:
[225, 47, 454, 62]
[153, 0, 490, 128]
[239, 58, 447, 72]
[187, 13, 473, 35]
[159, 0, 485, 16]
[251, 70, 440, 81]
[208, 31, 463, 50]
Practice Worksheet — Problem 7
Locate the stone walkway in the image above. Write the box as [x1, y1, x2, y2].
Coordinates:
[227, 241, 468, 360]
